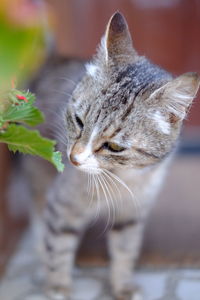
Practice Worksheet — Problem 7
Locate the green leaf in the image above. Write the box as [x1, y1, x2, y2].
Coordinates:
[52, 151, 65, 172]
[0, 124, 64, 172]
[2, 105, 44, 126]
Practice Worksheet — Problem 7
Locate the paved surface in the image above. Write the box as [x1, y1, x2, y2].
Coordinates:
[0, 232, 200, 300]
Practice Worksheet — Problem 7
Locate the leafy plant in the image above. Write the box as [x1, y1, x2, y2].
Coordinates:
[0, 89, 64, 172]
[0, 2, 64, 171]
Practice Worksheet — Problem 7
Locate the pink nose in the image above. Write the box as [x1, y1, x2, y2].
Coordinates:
[69, 153, 80, 166]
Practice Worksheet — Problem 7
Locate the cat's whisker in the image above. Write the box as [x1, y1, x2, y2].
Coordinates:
[101, 170, 122, 214]
[38, 100, 66, 111]
[91, 174, 96, 207]
[52, 131, 67, 144]
[40, 109, 67, 130]
[46, 120, 65, 130]
[101, 172, 117, 203]
[50, 89, 72, 98]
[88, 173, 95, 210]
[42, 108, 66, 123]
[50, 123, 65, 134]
[52, 128, 67, 143]
[104, 169, 133, 197]
[87, 174, 90, 194]
[100, 173, 116, 229]
[57, 77, 77, 87]
[54, 134, 68, 147]
[54, 133, 67, 145]
[49, 124, 66, 137]
[101, 173, 124, 218]
[103, 169, 141, 216]
[45, 121, 68, 146]
[87, 173, 98, 225]
[36, 123, 68, 148]
[56, 140, 68, 148]
[91, 174, 101, 225]
[87, 173, 90, 194]
[96, 174, 111, 234]
[95, 174, 102, 222]
[87, 174, 92, 207]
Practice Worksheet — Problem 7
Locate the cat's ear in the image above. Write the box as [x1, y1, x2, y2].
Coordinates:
[151, 72, 200, 122]
[104, 12, 138, 64]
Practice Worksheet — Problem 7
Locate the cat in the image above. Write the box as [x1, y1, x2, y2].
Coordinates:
[26, 11, 200, 300]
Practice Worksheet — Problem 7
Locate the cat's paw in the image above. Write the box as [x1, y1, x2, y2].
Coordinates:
[46, 287, 71, 300]
[24, 294, 49, 300]
[115, 287, 143, 300]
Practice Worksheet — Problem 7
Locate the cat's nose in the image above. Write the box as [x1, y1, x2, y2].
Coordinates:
[69, 153, 81, 166]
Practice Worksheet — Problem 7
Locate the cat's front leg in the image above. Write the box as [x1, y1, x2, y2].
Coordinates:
[108, 219, 144, 300]
[44, 188, 87, 300]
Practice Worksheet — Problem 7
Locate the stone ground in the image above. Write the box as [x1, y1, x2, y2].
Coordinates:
[0, 232, 200, 300]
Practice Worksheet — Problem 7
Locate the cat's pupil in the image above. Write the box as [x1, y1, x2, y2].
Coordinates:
[75, 115, 84, 129]
[102, 142, 125, 153]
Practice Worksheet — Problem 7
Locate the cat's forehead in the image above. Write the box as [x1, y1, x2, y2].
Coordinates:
[73, 58, 171, 106]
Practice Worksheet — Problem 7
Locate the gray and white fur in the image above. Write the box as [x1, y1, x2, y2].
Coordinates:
[27, 12, 200, 300]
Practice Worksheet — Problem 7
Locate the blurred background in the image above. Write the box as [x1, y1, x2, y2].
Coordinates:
[0, 0, 200, 278]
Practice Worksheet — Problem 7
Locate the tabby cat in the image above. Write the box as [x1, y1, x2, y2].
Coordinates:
[30, 12, 200, 300]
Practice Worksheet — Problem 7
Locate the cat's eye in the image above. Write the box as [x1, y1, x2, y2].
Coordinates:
[102, 142, 126, 153]
[75, 114, 84, 129]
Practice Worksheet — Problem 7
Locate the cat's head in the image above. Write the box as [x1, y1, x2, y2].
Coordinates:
[65, 12, 200, 174]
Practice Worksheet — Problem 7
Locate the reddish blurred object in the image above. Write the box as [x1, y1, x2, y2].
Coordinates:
[45, 0, 200, 128]
[16, 94, 28, 102]
[4, 0, 43, 27]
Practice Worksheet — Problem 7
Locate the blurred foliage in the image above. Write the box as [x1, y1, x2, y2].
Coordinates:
[0, 89, 64, 172]
[0, 1, 64, 171]
[0, 0, 45, 90]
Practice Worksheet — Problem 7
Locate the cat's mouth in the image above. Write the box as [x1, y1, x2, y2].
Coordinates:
[78, 165, 101, 174]
[68, 154, 100, 174]
[69, 150, 100, 174]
